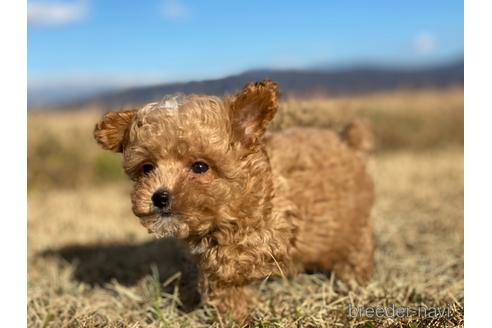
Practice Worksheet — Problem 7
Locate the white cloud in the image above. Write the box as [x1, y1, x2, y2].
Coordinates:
[414, 32, 438, 54]
[161, 0, 191, 23]
[28, 0, 88, 27]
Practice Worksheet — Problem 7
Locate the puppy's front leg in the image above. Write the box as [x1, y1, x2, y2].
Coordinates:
[206, 282, 255, 324]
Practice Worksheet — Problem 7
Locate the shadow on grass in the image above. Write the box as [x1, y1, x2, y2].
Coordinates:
[40, 238, 201, 311]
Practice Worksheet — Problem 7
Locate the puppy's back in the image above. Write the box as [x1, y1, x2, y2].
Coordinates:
[266, 125, 374, 279]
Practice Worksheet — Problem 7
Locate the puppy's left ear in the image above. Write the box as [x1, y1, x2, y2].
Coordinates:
[229, 80, 279, 148]
[94, 110, 136, 152]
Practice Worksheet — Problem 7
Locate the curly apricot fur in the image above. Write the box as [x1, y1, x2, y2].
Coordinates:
[94, 80, 375, 323]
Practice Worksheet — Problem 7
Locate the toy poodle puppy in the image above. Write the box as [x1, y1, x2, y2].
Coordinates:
[94, 80, 375, 323]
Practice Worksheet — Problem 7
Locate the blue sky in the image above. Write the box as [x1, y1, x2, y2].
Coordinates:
[28, 0, 463, 88]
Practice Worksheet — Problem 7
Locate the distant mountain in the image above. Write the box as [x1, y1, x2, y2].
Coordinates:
[61, 58, 464, 109]
[28, 83, 117, 108]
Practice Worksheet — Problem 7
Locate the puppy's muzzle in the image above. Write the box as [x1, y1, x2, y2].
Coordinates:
[152, 189, 172, 213]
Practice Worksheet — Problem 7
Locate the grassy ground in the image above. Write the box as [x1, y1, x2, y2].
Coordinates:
[27, 88, 464, 327]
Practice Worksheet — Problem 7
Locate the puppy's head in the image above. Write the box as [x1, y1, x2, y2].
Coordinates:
[94, 80, 279, 241]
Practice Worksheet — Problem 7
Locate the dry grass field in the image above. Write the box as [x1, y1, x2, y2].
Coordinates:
[28, 88, 464, 327]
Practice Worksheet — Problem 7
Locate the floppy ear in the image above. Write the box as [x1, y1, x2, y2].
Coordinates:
[94, 110, 136, 152]
[229, 80, 279, 148]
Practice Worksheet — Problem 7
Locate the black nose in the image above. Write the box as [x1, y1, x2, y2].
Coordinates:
[152, 190, 171, 210]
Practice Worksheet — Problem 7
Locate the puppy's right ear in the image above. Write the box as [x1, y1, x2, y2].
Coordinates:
[94, 110, 136, 152]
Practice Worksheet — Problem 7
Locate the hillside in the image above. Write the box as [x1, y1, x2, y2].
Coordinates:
[67, 59, 463, 108]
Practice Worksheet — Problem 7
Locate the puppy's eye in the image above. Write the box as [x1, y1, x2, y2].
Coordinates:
[191, 161, 209, 174]
[142, 163, 155, 175]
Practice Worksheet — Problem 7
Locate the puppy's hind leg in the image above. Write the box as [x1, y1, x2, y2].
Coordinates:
[333, 225, 375, 286]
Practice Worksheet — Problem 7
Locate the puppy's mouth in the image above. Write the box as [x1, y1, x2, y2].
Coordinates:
[137, 210, 190, 239]
[155, 208, 173, 217]
[138, 209, 180, 223]
[134, 204, 176, 219]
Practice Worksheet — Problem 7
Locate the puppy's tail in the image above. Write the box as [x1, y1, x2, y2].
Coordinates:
[340, 119, 374, 155]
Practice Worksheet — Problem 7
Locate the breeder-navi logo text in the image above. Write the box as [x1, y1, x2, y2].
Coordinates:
[348, 304, 453, 319]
